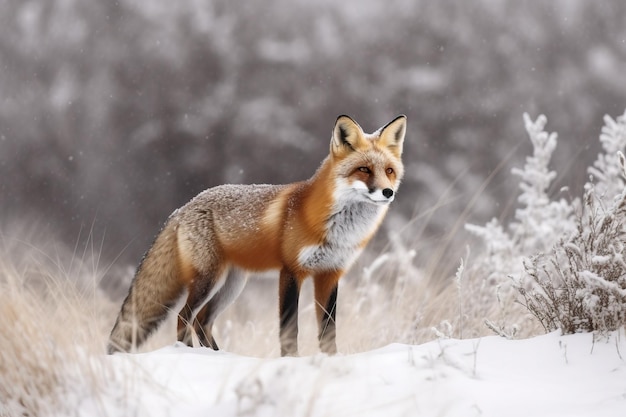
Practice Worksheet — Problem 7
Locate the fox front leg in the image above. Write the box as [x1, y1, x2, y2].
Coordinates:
[314, 272, 340, 354]
[279, 268, 301, 356]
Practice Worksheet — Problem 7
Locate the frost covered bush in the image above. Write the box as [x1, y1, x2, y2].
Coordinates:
[469, 110, 626, 335]
[465, 113, 575, 336]
[517, 169, 626, 333]
[466, 113, 576, 283]
[516, 114, 626, 334]
[589, 111, 626, 204]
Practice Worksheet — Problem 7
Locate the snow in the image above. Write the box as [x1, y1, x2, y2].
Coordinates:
[91, 331, 626, 417]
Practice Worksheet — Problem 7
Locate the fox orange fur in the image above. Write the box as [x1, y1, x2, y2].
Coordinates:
[108, 114, 406, 356]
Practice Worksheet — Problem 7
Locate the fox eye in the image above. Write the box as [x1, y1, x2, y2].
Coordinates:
[386, 167, 394, 175]
[358, 167, 371, 174]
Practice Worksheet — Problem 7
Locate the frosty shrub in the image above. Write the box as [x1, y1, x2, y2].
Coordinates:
[470, 110, 626, 335]
[465, 113, 576, 337]
[516, 152, 626, 334]
[589, 111, 626, 205]
[466, 113, 576, 283]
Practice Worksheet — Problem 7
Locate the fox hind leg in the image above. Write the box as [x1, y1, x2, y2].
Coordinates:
[176, 265, 227, 347]
[192, 268, 248, 349]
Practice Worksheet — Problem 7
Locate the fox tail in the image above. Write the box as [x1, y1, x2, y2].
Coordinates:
[107, 221, 186, 354]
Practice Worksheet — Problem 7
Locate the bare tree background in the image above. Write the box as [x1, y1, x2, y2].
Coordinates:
[0, 0, 624, 279]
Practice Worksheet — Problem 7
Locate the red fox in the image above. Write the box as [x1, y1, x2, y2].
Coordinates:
[108, 114, 406, 356]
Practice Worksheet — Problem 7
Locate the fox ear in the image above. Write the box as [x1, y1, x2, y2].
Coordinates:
[378, 115, 407, 157]
[331, 115, 364, 154]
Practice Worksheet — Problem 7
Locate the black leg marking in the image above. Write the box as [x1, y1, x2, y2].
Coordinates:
[193, 304, 220, 350]
[319, 284, 338, 354]
[279, 272, 300, 356]
[196, 321, 219, 350]
[176, 269, 224, 347]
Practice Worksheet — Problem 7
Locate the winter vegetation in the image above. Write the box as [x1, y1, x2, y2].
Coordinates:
[468, 110, 626, 337]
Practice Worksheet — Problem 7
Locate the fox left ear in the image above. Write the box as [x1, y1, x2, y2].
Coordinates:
[378, 115, 407, 157]
[331, 115, 365, 154]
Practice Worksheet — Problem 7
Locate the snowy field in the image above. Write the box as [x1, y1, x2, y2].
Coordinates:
[87, 331, 626, 417]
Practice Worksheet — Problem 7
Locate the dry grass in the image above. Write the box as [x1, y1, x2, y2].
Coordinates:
[0, 225, 131, 416]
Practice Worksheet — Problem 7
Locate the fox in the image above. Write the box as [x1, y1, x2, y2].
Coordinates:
[107, 114, 406, 356]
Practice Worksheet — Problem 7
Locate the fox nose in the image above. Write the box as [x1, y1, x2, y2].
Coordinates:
[382, 188, 394, 199]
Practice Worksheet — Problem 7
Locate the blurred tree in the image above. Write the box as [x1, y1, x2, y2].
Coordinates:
[0, 0, 624, 270]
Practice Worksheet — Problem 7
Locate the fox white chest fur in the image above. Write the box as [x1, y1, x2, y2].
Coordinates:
[298, 180, 388, 271]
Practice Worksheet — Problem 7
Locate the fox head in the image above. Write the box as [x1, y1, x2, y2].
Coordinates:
[330, 115, 406, 206]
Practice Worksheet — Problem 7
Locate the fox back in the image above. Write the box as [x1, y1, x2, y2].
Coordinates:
[108, 114, 406, 356]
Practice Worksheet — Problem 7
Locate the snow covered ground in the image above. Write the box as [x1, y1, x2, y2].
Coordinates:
[88, 331, 626, 417]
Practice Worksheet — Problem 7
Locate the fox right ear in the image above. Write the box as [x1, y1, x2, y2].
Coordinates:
[331, 115, 364, 154]
[378, 115, 407, 157]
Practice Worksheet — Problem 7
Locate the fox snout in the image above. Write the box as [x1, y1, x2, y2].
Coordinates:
[366, 186, 395, 204]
